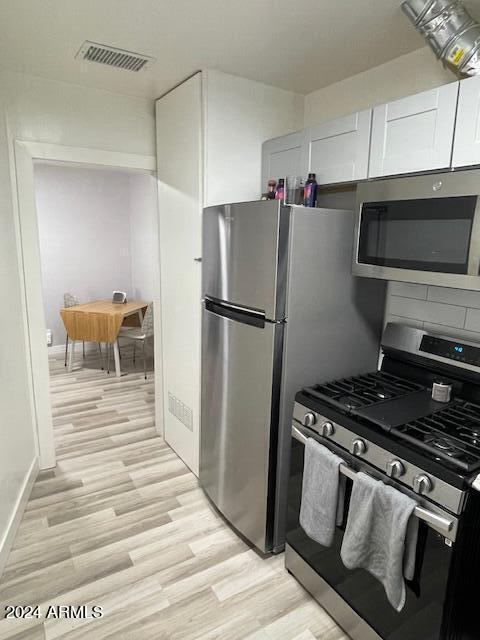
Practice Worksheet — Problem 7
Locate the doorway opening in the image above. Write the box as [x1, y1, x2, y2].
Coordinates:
[34, 160, 159, 464]
[13, 141, 162, 471]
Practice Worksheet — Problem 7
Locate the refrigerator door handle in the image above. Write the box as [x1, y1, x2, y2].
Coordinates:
[204, 297, 266, 328]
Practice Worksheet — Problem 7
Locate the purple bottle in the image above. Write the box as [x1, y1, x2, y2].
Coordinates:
[275, 178, 285, 201]
[303, 173, 318, 207]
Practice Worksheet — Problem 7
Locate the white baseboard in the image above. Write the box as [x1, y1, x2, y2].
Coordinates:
[48, 342, 102, 355]
[48, 341, 154, 356]
[48, 343, 67, 355]
[0, 457, 38, 579]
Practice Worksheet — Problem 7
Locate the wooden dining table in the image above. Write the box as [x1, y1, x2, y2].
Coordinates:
[60, 300, 148, 377]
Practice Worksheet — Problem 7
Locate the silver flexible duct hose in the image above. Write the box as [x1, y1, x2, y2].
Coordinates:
[402, 0, 480, 76]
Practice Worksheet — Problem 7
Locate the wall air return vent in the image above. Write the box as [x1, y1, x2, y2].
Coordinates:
[76, 41, 155, 72]
[168, 392, 193, 432]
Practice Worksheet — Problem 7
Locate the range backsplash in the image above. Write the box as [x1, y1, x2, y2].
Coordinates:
[385, 282, 480, 343]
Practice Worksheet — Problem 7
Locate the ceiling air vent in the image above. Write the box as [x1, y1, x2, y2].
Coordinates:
[76, 41, 155, 72]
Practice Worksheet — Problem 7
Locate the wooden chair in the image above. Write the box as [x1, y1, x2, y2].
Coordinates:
[63, 293, 104, 369]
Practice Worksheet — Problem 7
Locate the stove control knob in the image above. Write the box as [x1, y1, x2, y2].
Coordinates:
[413, 474, 433, 495]
[302, 412, 317, 428]
[350, 439, 367, 456]
[321, 421, 335, 437]
[386, 459, 405, 479]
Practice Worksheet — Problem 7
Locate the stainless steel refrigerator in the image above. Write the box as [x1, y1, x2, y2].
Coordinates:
[200, 200, 385, 553]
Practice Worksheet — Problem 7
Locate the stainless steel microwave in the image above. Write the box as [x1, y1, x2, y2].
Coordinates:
[352, 169, 480, 290]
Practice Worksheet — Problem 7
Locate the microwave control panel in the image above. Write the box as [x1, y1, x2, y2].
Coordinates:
[420, 335, 480, 366]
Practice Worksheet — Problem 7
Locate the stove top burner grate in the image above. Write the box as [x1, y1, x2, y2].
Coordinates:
[304, 371, 424, 413]
[392, 401, 480, 472]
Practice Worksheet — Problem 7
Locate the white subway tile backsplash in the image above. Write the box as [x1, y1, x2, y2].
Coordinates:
[427, 286, 480, 309]
[389, 282, 428, 299]
[388, 296, 466, 328]
[424, 322, 480, 344]
[384, 314, 423, 329]
[465, 308, 480, 333]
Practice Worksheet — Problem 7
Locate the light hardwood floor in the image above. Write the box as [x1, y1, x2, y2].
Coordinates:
[0, 350, 348, 640]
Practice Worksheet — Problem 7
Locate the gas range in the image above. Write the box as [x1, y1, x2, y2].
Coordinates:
[286, 323, 480, 640]
[294, 324, 480, 511]
[301, 370, 480, 476]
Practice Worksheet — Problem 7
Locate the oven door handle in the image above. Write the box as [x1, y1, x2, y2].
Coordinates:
[292, 424, 456, 538]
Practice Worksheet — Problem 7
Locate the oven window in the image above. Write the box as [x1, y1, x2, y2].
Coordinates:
[358, 196, 477, 273]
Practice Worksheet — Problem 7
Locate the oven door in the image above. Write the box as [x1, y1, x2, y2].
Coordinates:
[352, 170, 480, 291]
[286, 423, 456, 640]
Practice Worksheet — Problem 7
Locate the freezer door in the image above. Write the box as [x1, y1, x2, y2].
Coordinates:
[202, 200, 289, 320]
[200, 302, 284, 552]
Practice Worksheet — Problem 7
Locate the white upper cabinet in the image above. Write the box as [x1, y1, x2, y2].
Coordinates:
[452, 76, 480, 168]
[303, 110, 372, 184]
[261, 130, 305, 189]
[369, 83, 459, 178]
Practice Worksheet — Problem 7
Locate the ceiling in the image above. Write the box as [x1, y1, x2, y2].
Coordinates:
[1, 0, 480, 100]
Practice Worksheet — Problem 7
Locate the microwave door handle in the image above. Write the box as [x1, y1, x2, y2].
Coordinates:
[291, 424, 455, 538]
[468, 206, 480, 275]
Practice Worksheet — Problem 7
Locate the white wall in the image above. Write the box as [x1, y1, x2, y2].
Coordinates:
[0, 84, 37, 580]
[129, 172, 156, 303]
[203, 69, 304, 206]
[304, 47, 454, 127]
[0, 68, 155, 576]
[3, 70, 155, 155]
[34, 164, 136, 346]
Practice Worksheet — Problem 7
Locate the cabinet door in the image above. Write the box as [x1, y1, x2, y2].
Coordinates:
[156, 74, 202, 476]
[303, 110, 372, 184]
[369, 83, 459, 178]
[261, 131, 305, 189]
[452, 76, 480, 168]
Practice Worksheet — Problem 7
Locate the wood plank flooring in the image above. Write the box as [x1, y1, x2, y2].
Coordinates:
[0, 350, 348, 640]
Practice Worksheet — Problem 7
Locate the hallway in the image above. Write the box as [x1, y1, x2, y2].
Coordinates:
[0, 353, 346, 640]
